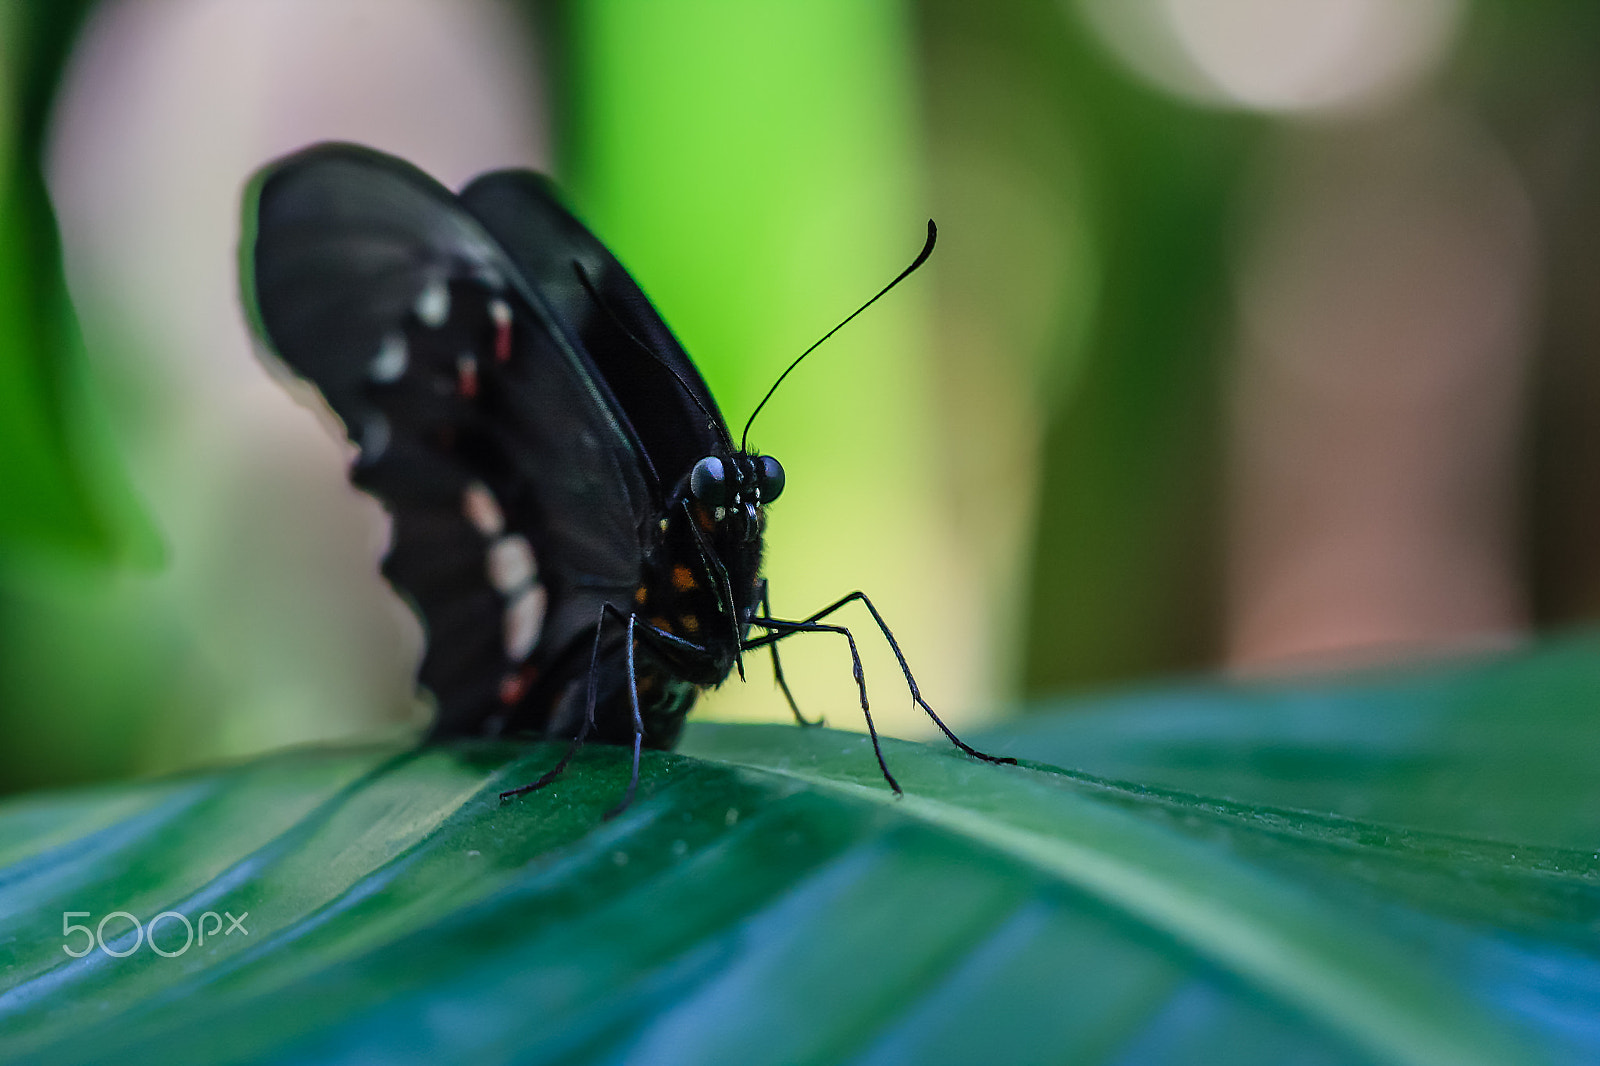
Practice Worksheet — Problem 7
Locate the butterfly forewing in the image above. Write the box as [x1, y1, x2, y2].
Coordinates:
[459, 172, 729, 487]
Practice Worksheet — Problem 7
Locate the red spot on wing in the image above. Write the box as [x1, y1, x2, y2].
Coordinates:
[499, 664, 538, 705]
[457, 355, 479, 398]
[491, 300, 513, 363]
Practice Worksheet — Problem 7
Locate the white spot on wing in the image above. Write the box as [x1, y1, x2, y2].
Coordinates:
[360, 412, 390, 459]
[415, 279, 450, 328]
[504, 585, 547, 661]
[487, 534, 535, 593]
[369, 333, 407, 383]
[462, 482, 504, 537]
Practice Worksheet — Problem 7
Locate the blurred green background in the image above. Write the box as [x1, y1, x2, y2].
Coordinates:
[3, 0, 1599, 793]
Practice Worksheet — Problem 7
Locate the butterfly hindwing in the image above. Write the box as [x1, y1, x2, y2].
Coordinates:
[246, 143, 655, 734]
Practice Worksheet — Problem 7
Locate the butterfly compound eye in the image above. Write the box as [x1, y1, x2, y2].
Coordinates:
[757, 455, 785, 502]
[690, 456, 729, 507]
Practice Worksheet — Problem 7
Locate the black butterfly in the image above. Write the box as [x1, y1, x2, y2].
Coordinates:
[242, 142, 1012, 811]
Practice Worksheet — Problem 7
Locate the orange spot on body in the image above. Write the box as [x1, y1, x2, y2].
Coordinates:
[634, 586, 649, 606]
[649, 616, 675, 635]
[672, 565, 697, 592]
[680, 613, 700, 634]
[693, 505, 715, 533]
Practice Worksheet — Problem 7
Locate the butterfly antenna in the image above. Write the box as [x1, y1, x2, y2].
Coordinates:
[571, 261, 734, 451]
[740, 220, 936, 453]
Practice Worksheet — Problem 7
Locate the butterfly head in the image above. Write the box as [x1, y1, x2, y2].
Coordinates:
[688, 453, 784, 542]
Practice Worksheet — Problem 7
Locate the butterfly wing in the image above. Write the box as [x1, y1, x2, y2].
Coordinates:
[244, 142, 654, 734]
[458, 171, 731, 492]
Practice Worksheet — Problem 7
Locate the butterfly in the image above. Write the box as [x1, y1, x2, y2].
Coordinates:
[242, 142, 1013, 812]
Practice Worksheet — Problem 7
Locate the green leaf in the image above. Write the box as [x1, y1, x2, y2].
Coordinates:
[0, 0, 139, 561]
[3, 642, 1597, 1064]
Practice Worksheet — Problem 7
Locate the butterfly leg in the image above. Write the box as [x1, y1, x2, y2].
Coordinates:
[763, 592, 1017, 769]
[604, 610, 646, 820]
[599, 607, 714, 816]
[745, 618, 900, 794]
[502, 602, 697, 812]
[757, 578, 823, 728]
[682, 499, 745, 681]
[499, 600, 614, 801]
